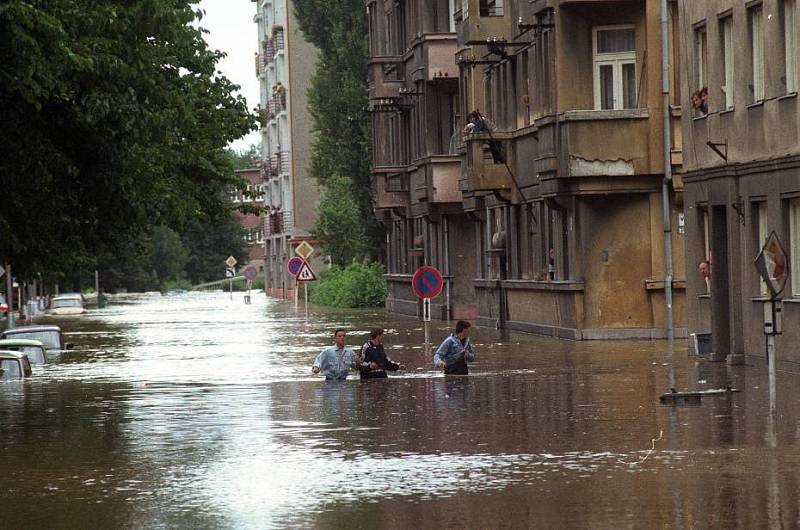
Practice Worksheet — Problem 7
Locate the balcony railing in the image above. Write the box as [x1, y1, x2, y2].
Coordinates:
[267, 95, 286, 114]
[265, 209, 293, 236]
[461, 134, 513, 191]
[269, 151, 290, 175]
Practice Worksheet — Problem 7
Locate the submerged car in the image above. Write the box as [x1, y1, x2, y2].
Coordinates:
[0, 339, 48, 364]
[0, 325, 72, 352]
[47, 294, 85, 315]
[0, 350, 32, 380]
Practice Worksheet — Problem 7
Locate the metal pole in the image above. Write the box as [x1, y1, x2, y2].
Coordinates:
[229, 277, 233, 300]
[294, 280, 299, 311]
[660, 0, 675, 341]
[444, 217, 451, 321]
[768, 332, 776, 418]
[5, 263, 14, 329]
[95, 270, 99, 296]
[304, 282, 308, 320]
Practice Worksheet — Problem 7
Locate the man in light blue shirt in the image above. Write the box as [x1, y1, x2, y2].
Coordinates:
[312, 328, 359, 380]
[433, 320, 476, 375]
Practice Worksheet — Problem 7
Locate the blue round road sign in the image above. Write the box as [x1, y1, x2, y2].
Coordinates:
[243, 266, 258, 281]
[287, 256, 305, 276]
[412, 266, 443, 299]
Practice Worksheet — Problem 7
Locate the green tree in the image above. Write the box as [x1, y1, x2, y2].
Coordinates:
[0, 1, 255, 283]
[229, 144, 260, 170]
[182, 213, 247, 284]
[150, 226, 189, 285]
[292, 0, 382, 262]
[315, 175, 369, 265]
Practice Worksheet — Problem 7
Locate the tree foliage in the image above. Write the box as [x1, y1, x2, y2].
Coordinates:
[292, 0, 381, 262]
[315, 176, 370, 266]
[0, 1, 255, 281]
[181, 214, 247, 285]
[309, 262, 388, 308]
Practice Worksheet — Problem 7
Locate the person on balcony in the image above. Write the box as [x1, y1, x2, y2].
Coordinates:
[464, 110, 503, 164]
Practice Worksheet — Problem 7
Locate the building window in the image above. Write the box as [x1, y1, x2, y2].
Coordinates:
[696, 25, 708, 91]
[790, 199, 800, 295]
[749, 6, 765, 102]
[721, 16, 735, 109]
[479, 0, 503, 17]
[593, 26, 637, 110]
[755, 201, 769, 295]
[784, 0, 798, 93]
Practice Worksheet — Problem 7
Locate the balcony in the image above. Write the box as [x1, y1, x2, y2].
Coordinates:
[368, 57, 404, 99]
[461, 134, 513, 191]
[411, 156, 462, 203]
[530, 109, 654, 182]
[421, 35, 458, 81]
[265, 209, 293, 236]
[373, 167, 410, 209]
[456, 0, 513, 44]
[254, 53, 264, 76]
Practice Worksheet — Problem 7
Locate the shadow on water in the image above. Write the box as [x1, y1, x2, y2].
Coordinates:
[1, 291, 799, 528]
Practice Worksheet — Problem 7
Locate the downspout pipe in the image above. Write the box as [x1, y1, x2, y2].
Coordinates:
[661, 0, 675, 341]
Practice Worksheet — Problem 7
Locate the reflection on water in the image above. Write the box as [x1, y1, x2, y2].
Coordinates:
[1, 292, 800, 528]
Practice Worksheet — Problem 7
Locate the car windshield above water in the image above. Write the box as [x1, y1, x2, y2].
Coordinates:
[51, 297, 82, 309]
[0, 339, 48, 364]
[1, 326, 64, 351]
[0, 352, 32, 379]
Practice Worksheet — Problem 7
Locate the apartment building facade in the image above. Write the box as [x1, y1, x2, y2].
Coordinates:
[369, 0, 686, 339]
[679, 0, 800, 365]
[234, 168, 267, 272]
[254, 0, 321, 298]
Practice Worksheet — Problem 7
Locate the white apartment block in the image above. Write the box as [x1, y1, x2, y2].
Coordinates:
[253, 0, 320, 298]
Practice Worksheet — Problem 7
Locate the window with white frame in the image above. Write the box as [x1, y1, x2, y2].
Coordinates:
[721, 16, 735, 109]
[785, 0, 798, 93]
[696, 25, 708, 90]
[593, 26, 637, 110]
[750, 6, 765, 102]
[757, 201, 769, 295]
[790, 199, 800, 295]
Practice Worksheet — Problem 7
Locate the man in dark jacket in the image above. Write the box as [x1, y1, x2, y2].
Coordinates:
[359, 328, 406, 379]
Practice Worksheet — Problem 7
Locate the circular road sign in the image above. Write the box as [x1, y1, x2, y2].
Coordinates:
[412, 266, 443, 299]
[243, 266, 258, 281]
[287, 256, 305, 277]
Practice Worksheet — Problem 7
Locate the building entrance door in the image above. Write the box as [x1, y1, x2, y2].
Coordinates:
[710, 205, 731, 359]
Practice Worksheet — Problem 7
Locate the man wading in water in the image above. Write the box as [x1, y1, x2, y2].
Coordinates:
[312, 329, 359, 380]
[433, 320, 476, 375]
[358, 328, 406, 379]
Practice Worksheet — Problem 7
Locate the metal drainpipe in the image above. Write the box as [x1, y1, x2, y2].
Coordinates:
[444, 217, 452, 321]
[661, 0, 675, 341]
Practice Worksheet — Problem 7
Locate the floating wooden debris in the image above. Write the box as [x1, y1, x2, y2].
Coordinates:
[659, 386, 740, 405]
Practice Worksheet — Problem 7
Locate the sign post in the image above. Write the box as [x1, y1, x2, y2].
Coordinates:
[243, 266, 258, 304]
[294, 259, 317, 319]
[287, 257, 304, 311]
[412, 266, 444, 358]
[225, 256, 238, 301]
[754, 231, 788, 418]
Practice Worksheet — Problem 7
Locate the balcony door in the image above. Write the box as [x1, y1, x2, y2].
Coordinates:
[593, 26, 637, 110]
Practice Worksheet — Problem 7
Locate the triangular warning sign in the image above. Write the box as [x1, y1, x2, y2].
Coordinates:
[296, 261, 317, 281]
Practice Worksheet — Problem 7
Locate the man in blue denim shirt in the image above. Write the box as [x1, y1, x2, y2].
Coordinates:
[312, 329, 359, 380]
[433, 320, 476, 375]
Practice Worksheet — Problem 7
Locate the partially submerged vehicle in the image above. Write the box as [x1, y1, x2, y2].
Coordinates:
[46, 294, 85, 315]
[0, 350, 32, 380]
[0, 338, 48, 364]
[0, 325, 73, 352]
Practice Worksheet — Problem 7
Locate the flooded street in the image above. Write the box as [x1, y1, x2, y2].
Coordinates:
[2, 292, 800, 528]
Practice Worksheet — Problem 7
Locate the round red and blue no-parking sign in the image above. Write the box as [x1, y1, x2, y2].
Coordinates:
[287, 256, 305, 277]
[412, 266, 443, 299]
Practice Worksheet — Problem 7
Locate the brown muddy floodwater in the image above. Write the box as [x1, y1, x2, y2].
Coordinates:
[1, 291, 800, 529]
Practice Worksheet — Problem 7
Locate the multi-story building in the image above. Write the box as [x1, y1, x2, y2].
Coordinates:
[254, 0, 321, 298]
[680, 0, 800, 365]
[369, 0, 686, 339]
[234, 168, 267, 273]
